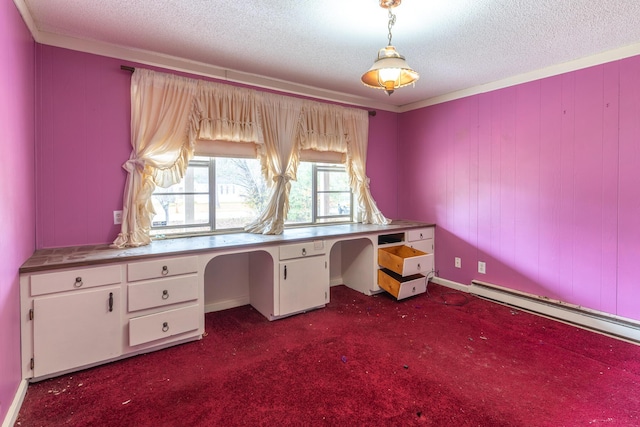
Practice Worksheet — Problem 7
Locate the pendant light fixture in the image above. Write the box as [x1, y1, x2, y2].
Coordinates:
[361, 0, 419, 96]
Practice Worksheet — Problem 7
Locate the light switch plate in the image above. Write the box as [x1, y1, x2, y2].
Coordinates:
[478, 261, 486, 274]
[113, 210, 123, 225]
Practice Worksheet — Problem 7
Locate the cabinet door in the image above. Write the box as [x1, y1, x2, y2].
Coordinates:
[279, 256, 328, 316]
[33, 286, 121, 378]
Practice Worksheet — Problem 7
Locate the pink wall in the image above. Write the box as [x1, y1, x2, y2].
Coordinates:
[0, 1, 35, 421]
[35, 46, 400, 248]
[36, 46, 131, 248]
[366, 109, 398, 219]
[398, 57, 640, 321]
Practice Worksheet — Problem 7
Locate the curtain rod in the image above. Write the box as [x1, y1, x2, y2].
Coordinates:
[120, 65, 376, 116]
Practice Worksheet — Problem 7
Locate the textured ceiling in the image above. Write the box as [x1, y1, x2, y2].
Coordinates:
[18, 0, 640, 110]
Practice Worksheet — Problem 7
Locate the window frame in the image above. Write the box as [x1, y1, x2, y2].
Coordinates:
[311, 163, 354, 224]
[150, 157, 354, 238]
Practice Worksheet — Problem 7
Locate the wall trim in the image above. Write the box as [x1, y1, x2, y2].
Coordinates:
[469, 280, 640, 344]
[205, 296, 251, 314]
[12, 0, 398, 114]
[399, 41, 640, 112]
[430, 277, 470, 293]
[14, 0, 640, 114]
[2, 379, 28, 427]
[431, 277, 640, 344]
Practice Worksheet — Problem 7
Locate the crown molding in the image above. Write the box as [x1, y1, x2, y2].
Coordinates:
[13, 1, 400, 113]
[399, 41, 640, 113]
[15, 0, 640, 114]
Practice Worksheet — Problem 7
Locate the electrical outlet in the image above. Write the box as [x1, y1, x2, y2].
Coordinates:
[113, 210, 123, 225]
[454, 257, 461, 268]
[478, 261, 486, 274]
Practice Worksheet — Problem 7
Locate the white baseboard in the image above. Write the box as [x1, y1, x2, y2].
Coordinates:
[330, 277, 343, 286]
[469, 280, 640, 344]
[204, 296, 250, 313]
[2, 379, 28, 427]
[430, 277, 470, 293]
[430, 277, 640, 344]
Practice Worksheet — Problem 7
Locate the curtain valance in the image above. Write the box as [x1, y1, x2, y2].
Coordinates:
[113, 68, 389, 247]
[195, 82, 262, 143]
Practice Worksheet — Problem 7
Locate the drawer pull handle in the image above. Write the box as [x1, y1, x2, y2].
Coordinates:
[108, 292, 114, 312]
[162, 322, 169, 332]
[161, 265, 169, 276]
[284, 265, 287, 280]
[74, 277, 83, 287]
[162, 290, 169, 300]
[420, 233, 423, 239]
[417, 263, 421, 271]
[302, 248, 307, 256]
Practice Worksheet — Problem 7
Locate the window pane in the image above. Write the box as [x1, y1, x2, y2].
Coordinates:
[151, 194, 210, 227]
[214, 158, 267, 229]
[150, 158, 354, 237]
[317, 192, 351, 218]
[287, 162, 312, 224]
[317, 169, 350, 192]
[153, 166, 209, 195]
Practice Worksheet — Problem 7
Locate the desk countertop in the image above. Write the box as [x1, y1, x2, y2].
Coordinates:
[20, 220, 434, 273]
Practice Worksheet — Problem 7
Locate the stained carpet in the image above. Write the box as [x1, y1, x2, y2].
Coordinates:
[15, 284, 640, 426]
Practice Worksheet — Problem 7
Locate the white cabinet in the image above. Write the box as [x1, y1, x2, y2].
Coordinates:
[278, 241, 328, 317]
[24, 265, 123, 378]
[21, 256, 203, 380]
[407, 227, 434, 256]
[33, 286, 122, 378]
[375, 226, 436, 300]
[126, 256, 201, 349]
[20, 223, 434, 380]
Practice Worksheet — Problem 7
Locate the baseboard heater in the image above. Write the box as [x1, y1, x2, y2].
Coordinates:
[469, 280, 640, 344]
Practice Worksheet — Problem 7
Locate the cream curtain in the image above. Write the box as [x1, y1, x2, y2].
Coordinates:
[343, 108, 390, 225]
[298, 101, 346, 153]
[195, 82, 261, 143]
[244, 95, 303, 234]
[114, 69, 389, 247]
[113, 69, 199, 247]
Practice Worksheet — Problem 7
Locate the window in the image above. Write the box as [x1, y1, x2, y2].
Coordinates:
[150, 157, 353, 237]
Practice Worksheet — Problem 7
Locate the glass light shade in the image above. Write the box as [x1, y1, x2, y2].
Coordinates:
[361, 45, 419, 95]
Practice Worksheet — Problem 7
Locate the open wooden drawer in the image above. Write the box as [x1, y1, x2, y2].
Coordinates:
[377, 245, 433, 300]
[377, 268, 427, 300]
[378, 245, 433, 276]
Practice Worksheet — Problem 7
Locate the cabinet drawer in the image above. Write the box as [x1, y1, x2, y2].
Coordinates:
[378, 246, 433, 276]
[30, 265, 122, 296]
[127, 256, 198, 282]
[407, 228, 434, 242]
[128, 275, 198, 312]
[408, 238, 433, 254]
[280, 240, 325, 260]
[129, 304, 200, 346]
[378, 269, 426, 300]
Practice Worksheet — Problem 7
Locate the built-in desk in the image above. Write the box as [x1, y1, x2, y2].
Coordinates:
[19, 220, 435, 381]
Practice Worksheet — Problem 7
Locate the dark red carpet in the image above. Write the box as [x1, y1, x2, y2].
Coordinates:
[15, 284, 640, 426]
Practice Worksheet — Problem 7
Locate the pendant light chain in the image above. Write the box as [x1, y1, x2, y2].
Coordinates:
[361, 0, 419, 95]
[387, 8, 396, 46]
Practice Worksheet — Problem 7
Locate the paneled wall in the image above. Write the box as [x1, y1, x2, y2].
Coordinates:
[0, 1, 35, 421]
[398, 56, 640, 321]
[36, 46, 131, 248]
[35, 46, 399, 248]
